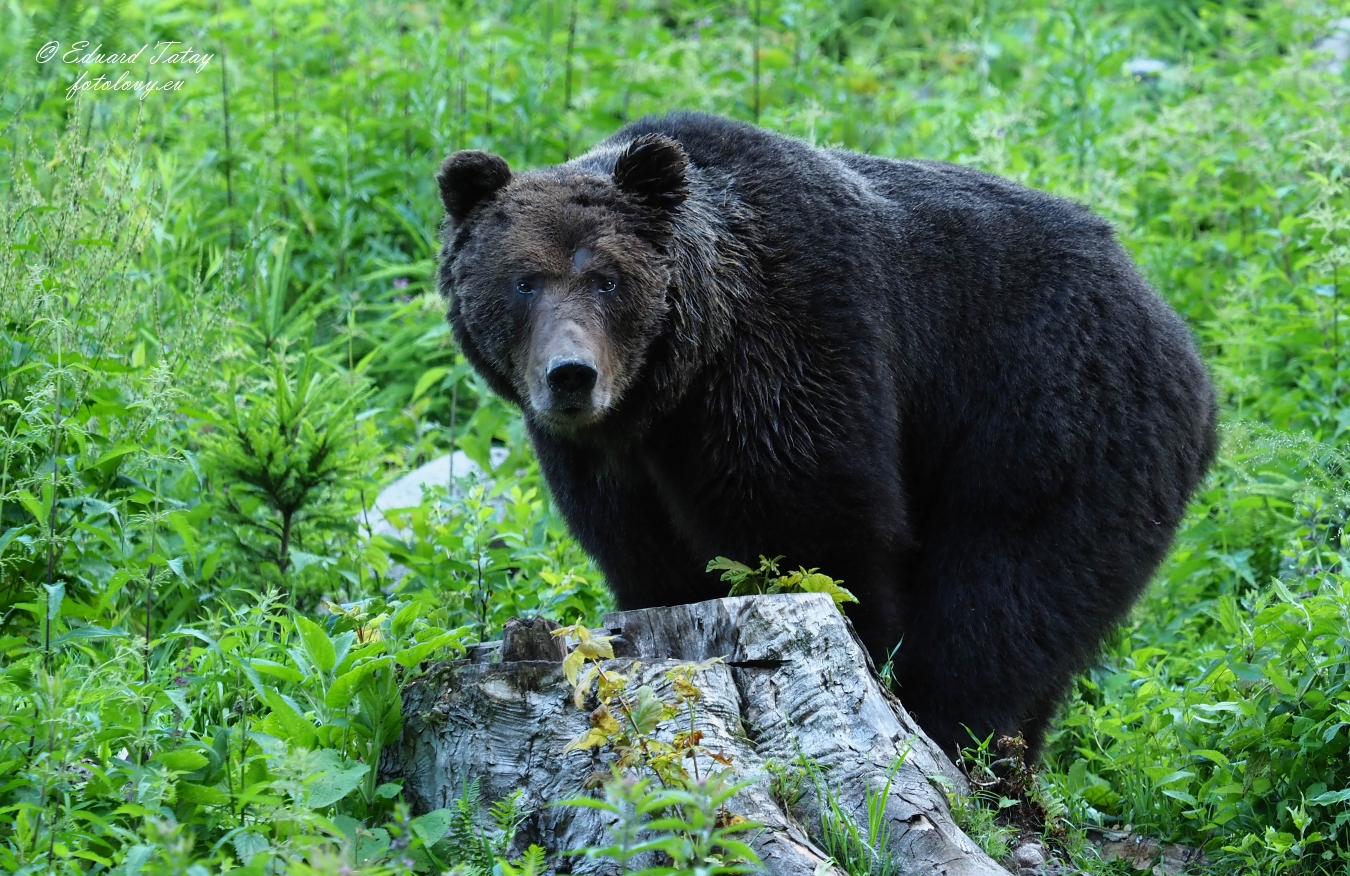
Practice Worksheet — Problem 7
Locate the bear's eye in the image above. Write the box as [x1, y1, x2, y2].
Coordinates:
[516, 280, 534, 295]
[597, 278, 617, 294]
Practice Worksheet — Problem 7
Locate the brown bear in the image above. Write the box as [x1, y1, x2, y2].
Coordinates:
[434, 112, 1217, 760]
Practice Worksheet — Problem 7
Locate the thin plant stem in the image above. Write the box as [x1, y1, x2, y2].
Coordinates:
[564, 0, 577, 112]
[563, 0, 578, 160]
[271, 6, 289, 221]
[753, 0, 761, 123]
[217, 1, 236, 248]
[43, 317, 61, 670]
[484, 41, 495, 141]
[447, 379, 459, 493]
[144, 464, 161, 687]
[457, 38, 468, 151]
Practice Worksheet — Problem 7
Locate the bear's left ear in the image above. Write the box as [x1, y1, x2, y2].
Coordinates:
[437, 150, 512, 225]
[613, 134, 688, 210]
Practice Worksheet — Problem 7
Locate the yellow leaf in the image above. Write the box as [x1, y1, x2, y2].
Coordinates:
[573, 663, 600, 709]
[577, 637, 614, 660]
[597, 670, 628, 703]
[562, 649, 587, 687]
[674, 729, 703, 750]
[564, 728, 610, 752]
[672, 675, 701, 703]
[590, 704, 621, 734]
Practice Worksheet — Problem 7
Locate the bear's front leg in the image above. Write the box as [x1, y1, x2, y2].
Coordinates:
[529, 426, 721, 610]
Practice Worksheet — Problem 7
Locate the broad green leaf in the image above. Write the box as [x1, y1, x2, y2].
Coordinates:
[166, 556, 188, 585]
[410, 808, 454, 843]
[249, 658, 306, 685]
[177, 782, 229, 806]
[263, 688, 317, 749]
[390, 599, 421, 639]
[1309, 789, 1350, 806]
[171, 628, 224, 658]
[394, 631, 464, 668]
[326, 657, 391, 710]
[16, 489, 45, 524]
[629, 685, 667, 736]
[1261, 663, 1297, 697]
[44, 582, 65, 621]
[356, 827, 390, 865]
[1161, 788, 1199, 805]
[412, 366, 449, 402]
[49, 625, 129, 647]
[154, 749, 209, 772]
[794, 571, 859, 607]
[167, 511, 198, 554]
[289, 549, 333, 573]
[232, 830, 268, 864]
[331, 629, 357, 670]
[295, 615, 336, 674]
[1190, 749, 1230, 767]
[706, 556, 753, 580]
[120, 844, 153, 874]
[309, 761, 368, 808]
[1148, 769, 1196, 788]
[0, 526, 21, 554]
[88, 444, 140, 470]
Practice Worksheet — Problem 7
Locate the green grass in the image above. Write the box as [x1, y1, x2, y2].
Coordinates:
[2, 0, 1349, 872]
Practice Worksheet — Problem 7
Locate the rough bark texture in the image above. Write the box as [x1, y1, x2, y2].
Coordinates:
[383, 594, 1011, 875]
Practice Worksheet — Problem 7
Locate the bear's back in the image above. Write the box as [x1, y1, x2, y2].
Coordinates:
[603, 112, 1213, 510]
[603, 114, 1139, 332]
[605, 112, 1112, 258]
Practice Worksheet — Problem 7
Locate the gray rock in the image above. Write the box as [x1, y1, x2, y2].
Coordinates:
[1313, 17, 1350, 75]
[360, 448, 508, 539]
[1124, 57, 1168, 80]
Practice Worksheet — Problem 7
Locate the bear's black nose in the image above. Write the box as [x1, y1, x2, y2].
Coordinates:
[547, 360, 598, 396]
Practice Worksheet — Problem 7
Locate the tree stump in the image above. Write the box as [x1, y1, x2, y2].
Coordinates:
[383, 594, 1011, 875]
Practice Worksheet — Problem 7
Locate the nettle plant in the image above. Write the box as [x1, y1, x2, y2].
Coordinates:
[378, 479, 609, 641]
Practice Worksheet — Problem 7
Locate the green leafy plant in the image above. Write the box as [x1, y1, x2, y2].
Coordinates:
[708, 555, 858, 608]
[565, 772, 760, 876]
[552, 623, 762, 872]
[555, 622, 731, 787]
[800, 751, 910, 876]
[386, 778, 547, 875]
[379, 479, 608, 641]
[764, 757, 806, 813]
[199, 348, 381, 585]
[936, 734, 1026, 863]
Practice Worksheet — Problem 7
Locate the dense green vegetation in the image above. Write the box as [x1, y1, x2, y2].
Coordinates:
[1, 0, 1348, 872]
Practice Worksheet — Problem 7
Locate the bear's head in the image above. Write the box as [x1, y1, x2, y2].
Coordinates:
[435, 134, 689, 437]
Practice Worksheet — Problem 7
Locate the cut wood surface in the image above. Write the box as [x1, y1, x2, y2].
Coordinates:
[384, 594, 1012, 875]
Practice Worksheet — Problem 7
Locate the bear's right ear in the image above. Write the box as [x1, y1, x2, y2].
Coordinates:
[437, 151, 512, 225]
[613, 134, 689, 210]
